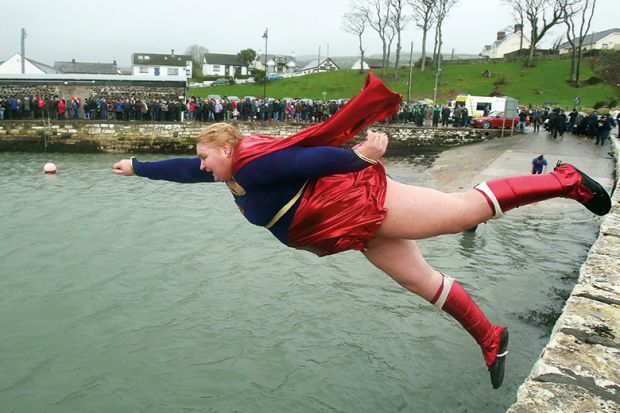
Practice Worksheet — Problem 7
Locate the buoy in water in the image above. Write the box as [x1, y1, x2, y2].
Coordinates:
[43, 162, 57, 174]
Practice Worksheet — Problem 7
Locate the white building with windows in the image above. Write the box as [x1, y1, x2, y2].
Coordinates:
[201, 53, 249, 78]
[0, 52, 56, 74]
[131, 50, 192, 80]
[253, 54, 298, 75]
[300, 57, 340, 75]
[558, 28, 620, 54]
[480, 25, 530, 58]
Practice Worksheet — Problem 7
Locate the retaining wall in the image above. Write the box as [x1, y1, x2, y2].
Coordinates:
[0, 121, 505, 155]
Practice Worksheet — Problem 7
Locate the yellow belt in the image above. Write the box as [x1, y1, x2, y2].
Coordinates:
[265, 180, 308, 229]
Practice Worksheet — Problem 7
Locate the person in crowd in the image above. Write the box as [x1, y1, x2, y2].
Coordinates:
[596, 112, 616, 146]
[441, 105, 451, 127]
[112, 74, 611, 390]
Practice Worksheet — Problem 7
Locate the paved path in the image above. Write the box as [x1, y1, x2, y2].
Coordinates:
[425, 129, 615, 196]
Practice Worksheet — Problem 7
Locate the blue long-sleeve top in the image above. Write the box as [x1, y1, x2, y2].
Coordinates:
[131, 145, 374, 245]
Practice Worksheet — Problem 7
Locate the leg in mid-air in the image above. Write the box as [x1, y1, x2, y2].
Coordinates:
[375, 162, 610, 242]
[363, 163, 610, 388]
[363, 237, 509, 389]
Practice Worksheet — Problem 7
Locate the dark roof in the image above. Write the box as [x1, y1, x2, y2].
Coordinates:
[559, 28, 620, 49]
[132, 53, 192, 67]
[29, 58, 56, 74]
[54, 61, 118, 75]
[203, 53, 245, 66]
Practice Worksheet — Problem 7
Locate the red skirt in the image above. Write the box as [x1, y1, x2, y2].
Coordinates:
[287, 163, 388, 257]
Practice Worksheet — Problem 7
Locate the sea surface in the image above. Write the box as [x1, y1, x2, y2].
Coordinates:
[0, 152, 601, 412]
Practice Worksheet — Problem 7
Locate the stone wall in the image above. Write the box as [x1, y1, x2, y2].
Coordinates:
[0, 120, 505, 155]
[507, 137, 620, 412]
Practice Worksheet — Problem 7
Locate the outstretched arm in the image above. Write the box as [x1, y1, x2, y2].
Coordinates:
[236, 131, 388, 185]
[113, 157, 214, 183]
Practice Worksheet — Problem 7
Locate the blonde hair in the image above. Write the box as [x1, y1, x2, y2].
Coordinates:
[196, 123, 244, 148]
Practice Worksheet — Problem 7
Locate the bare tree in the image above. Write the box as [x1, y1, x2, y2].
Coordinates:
[564, 0, 597, 87]
[384, 14, 398, 76]
[357, 0, 393, 77]
[185, 44, 208, 65]
[563, 1, 579, 81]
[389, 0, 409, 79]
[521, 0, 565, 67]
[408, 0, 436, 71]
[432, 0, 459, 85]
[342, 11, 368, 74]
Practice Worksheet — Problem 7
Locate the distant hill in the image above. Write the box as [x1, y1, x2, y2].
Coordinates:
[191, 57, 618, 109]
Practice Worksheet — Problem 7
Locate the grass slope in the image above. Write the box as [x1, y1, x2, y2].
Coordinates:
[190, 58, 618, 109]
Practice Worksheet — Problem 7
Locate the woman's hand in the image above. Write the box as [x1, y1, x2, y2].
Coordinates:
[355, 130, 388, 163]
[112, 159, 135, 176]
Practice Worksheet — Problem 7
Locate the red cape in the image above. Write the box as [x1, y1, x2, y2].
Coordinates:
[231, 72, 402, 175]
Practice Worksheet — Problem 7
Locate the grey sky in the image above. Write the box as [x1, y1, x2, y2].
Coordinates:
[2, 0, 617, 66]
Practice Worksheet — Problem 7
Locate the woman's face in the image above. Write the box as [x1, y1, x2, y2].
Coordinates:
[196, 142, 233, 182]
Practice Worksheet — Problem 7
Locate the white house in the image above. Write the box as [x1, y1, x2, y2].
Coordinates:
[300, 57, 340, 75]
[558, 28, 620, 54]
[480, 25, 530, 58]
[254, 54, 297, 74]
[0, 52, 55, 74]
[202, 53, 248, 78]
[132, 50, 192, 80]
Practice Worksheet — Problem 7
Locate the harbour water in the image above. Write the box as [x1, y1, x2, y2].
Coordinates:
[0, 152, 602, 412]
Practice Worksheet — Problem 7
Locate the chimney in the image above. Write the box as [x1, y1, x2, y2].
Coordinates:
[113, 60, 117, 66]
[514, 24, 523, 33]
[72, 58, 76, 63]
[171, 49, 175, 56]
[497, 31, 506, 41]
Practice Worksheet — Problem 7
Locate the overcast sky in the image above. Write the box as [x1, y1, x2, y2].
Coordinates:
[2, 0, 617, 66]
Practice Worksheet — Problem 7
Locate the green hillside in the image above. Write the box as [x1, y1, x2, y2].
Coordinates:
[190, 58, 618, 109]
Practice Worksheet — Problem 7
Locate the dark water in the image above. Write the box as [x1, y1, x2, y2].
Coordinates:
[0, 153, 600, 412]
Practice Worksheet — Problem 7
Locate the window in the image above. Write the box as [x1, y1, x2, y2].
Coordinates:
[139, 66, 148, 74]
[213, 65, 221, 72]
[154, 67, 160, 76]
[476, 102, 492, 111]
[167, 67, 179, 76]
[602, 43, 609, 49]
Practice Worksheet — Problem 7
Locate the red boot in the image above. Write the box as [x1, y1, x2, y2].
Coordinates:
[431, 275, 509, 389]
[475, 162, 611, 218]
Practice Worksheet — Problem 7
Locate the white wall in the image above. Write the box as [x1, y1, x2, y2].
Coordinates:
[0, 53, 47, 74]
[132, 64, 189, 80]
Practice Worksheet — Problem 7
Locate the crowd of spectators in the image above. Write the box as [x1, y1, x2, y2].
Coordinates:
[0, 95, 618, 144]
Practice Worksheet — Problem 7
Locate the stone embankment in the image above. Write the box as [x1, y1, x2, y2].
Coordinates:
[0, 120, 505, 155]
[507, 137, 620, 412]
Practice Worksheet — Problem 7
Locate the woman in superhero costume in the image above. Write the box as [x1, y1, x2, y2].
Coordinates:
[113, 73, 611, 389]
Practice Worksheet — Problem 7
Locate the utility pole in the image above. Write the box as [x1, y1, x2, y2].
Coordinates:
[262, 28, 268, 99]
[21, 28, 27, 74]
[407, 41, 413, 103]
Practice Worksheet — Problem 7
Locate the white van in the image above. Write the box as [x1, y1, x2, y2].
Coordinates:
[455, 95, 517, 118]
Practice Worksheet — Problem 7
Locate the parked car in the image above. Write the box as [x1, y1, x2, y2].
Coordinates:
[207, 94, 222, 101]
[226, 96, 240, 102]
[212, 78, 229, 85]
[266, 73, 283, 81]
[471, 111, 519, 129]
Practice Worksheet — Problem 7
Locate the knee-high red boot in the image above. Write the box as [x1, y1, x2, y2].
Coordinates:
[431, 274, 509, 389]
[474, 163, 611, 218]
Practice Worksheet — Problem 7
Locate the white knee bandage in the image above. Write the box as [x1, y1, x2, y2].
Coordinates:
[474, 182, 504, 219]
